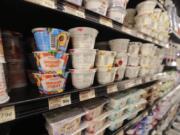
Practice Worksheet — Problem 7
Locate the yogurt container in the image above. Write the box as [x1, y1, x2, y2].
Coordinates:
[84, 0, 109, 16]
[32, 28, 70, 52]
[33, 72, 68, 94]
[70, 49, 96, 69]
[33, 51, 69, 74]
[115, 67, 126, 80]
[140, 43, 155, 56]
[97, 67, 118, 84]
[114, 53, 128, 67]
[70, 69, 96, 89]
[125, 66, 140, 78]
[69, 27, 98, 49]
[140, 56, 151, 67]
[127, 55, 140, 66]
[107, 7, 127, 23]
[109, 39, 129, 53]
[128, 42, 141, 56]
[0, 30, 5, 63]
[96, 50, 116, 67]
[139, 67, 150, 77]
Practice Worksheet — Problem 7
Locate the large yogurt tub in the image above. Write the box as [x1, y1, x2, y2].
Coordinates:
[70, 49, 96, 69]
[125, 66, 140, 78]
[127, 55, 140, 66]
[136, 0, 157, 16]
[114, 53, 128, 67]
[107, 7, 127, 23]
[140, 56, 151, 67]
[115, 67, 126, 80]
[96, 50, 116, 67]
[140, 43, 154, 56]
[84, 0, 109, 16]
[70, 69, 96, 89]
[97, 67, 118, 84]
[109, 39, 130, 53]
[69, 27, 98, 49]
[128, 42, 141, 56]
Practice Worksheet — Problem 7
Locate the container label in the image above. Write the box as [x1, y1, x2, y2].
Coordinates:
[99, 17, 113, 28]
[107, 84, 118, 94]
[0, 106, 15, 124]
[79, 89, 95, 101]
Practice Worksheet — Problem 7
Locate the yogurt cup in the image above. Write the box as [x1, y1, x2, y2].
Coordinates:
[70, 69, 96, 89]
[70, 49, 96, 69]
[114, 53, 128, 67]
[97, 67, 118, 84]
[33, 72, 68, 94]
[84, 0, 109, 16]
[96, 50, 116, 67]
[69, 27, 98, 49]
[33, 51, 69, 74]
[140, 56, 151, 67]
[109, 39, 129, 53]
[127, 55, 140, 66]
[125, 66, 140, 78]
[32, 27, 70, 52]
[140, 43, 155, 56]
[128, 42, 141, 56]
[139, 67, 150, 77]
[115, 67, 126, 80]
[0, 30, 5, 63]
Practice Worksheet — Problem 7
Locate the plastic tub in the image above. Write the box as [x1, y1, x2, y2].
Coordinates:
[33, 72, 68, 94]
[70, 69, 96, 89]
[33, 51, 69, 74]
[124, 8, 136, 26]
[140, 56, 151, 67]
[83, 99, 107, 121]
[96, 50, 116, 67]
[114, 53, 128, 67]
[69, 27, 98, 49]
[128, 42, 141, 56]
[65, 0, 83, 6]
[97, 67, 118, 84]
[140, 43, 154, 56]
[139, 67, 150, 77]
[70, 49, 96, 69]
[125, 66, 140, 78]
[127, 55, 139, 66]
[136, 1, 157, 15]
[109, 39, 130, 53]
[84, 0, 109, 16]
[32, 28, 70, 52]
[115, 67, 126, 80]
[44, 108, 85, 135]
[107, 7, 127, 23]
[109, 0, 129, 8]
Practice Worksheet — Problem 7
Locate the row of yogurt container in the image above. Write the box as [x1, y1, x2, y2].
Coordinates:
[65, 0, 129, 23]
[30, 26, 166, 94]
[44, 87, 149, 135]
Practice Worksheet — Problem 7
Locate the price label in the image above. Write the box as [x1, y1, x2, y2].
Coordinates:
[79, 89, 95, 101]
[99, 17, 113, 28]
[48, 94, 71, 110]
[0, 106, 15, 124]
[63, 4, 85, 18]
[107, 84, 118, 94]
[144, 76, 151, 82]
[25, 0, 56, 9]
[124, 81, 135, 89]
[136, 78, 142, 85]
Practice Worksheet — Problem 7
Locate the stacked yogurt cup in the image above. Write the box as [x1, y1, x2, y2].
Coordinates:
[126, 42, 141, 78]
[0, 30, 9, 104]
[109, 39, 129, 80]
[107, 0, 129, 23]
[32, 27, 70, 94]
[69, 27, 98, 89]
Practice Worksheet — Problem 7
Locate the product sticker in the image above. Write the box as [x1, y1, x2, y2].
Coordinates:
[107, 84, 118, 94]
[0, 106, 15, 124]
[99, 17, 113, 28]
[79, 89, 95, 101]
[63, 4, 85, 18]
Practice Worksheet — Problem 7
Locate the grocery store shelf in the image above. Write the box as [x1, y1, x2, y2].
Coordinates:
[0, 0, 169, 48]
[0, 73, 167, 124]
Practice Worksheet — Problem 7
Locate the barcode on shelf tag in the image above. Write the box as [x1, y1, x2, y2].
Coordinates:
[25, 0, 56, 9]
[63, 4, 85, 18]
[107, 84, 118, 94]
[49, 94, 71, 110]
[99, 17, 113, 28]
[79, 89, 95, 101]
[0, 106, 15, 124]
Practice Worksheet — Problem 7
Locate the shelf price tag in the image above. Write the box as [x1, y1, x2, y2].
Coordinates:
[124, 81, 135, 89]
[63, 4, 85, 19]
[79, 89, 95, 101]
[0, 106, 15, 124]
[48, 95, 71, 110]
[107, 84, 118, 94]
[99, 17, 113, 28]
[135, 78, 142, 85]
[25, 0, 56, 9]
